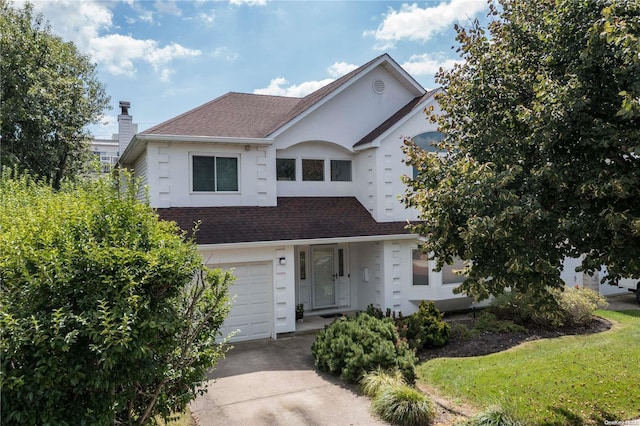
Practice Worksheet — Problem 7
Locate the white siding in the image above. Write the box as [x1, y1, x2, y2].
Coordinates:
[133, 151, 148, 201]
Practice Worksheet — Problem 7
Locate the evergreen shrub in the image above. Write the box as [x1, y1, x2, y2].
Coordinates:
[311, 313, 417, 383]
[397, 301, 451, 350]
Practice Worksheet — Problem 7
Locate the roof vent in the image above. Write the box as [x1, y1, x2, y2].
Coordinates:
[372, 79, 385, 94]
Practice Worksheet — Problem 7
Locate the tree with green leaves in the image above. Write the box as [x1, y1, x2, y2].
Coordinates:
[0, 171, 233, 425]
[0, 0, 110, 189]
[402, 0, 640, 308]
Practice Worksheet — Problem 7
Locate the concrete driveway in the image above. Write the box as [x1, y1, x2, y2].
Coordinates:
[190, 293, 639, 426]
[606, 292, 640, 311]
[190, 333, 387, 426]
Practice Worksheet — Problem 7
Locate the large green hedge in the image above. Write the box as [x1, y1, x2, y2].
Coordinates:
[0, 172, 232, 425]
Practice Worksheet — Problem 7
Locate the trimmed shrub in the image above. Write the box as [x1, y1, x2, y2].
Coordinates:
[459, 404, 523, 426]
[372, 382, 435, 426]
[360, 367, 406, 398]
[472, 312, 527, 334]
[555, 286, 608, 326]
[449, 321, 472, 340]
[311, 313, 417, 383]
[398, 301, 450, 350]
[489, 286, 608, 328]
[488, 289, 567, 327]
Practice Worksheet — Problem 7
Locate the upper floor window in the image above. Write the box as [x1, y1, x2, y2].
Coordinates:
[192, 155, 238, 192]
[302, 159, 324, 181]
[276, 158, 296, 181]
[278, 157, 353, 182]
[412, 131, 444, 178]
[442, 257, 466, 285]
[331, 160, 352, 182]
[412, 250, 429, 286]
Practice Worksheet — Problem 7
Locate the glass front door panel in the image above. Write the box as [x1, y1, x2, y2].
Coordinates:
[312, 246, 336, 308]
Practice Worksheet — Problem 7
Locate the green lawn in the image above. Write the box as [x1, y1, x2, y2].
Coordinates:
[417, 310, 640, 425]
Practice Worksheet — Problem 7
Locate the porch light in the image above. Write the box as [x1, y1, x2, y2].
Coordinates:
[279, 257, 286, 265]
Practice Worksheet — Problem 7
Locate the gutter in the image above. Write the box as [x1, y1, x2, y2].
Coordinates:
[197, 233, 417, 250]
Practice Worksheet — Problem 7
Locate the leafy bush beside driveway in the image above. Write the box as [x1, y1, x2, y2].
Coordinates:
[0, 173, 232, 425]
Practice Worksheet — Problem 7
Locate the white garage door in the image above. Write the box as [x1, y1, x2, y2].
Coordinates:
[218, 262, 273, 342]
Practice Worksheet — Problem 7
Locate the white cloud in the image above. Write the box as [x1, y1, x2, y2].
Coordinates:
[254, 59, 358, 97]
[90, 34, 155, 75]
[154, 0, 182, 16]
[17, 0, 200, 81]
[365, 0, 488, 49]
[197, 10, 216, 24]
[212, 47, 240, 61]
[13, 0, 113, 52]
[253, 77, 334, 97]
[327, 62, 358, 78]
[92, 113, 119, 139]
[401, 53, 460, 76]
[230, 0, 268, 5]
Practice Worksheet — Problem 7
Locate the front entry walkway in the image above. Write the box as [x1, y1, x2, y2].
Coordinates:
[190, 333, 386, 426]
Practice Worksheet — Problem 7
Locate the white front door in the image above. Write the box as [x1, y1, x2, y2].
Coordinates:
[311, 244, 349, 309]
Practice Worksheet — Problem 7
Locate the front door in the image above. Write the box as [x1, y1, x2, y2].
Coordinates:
[311, 244, 349, 309]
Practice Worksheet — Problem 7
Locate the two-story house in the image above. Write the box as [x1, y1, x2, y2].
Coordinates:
[119, 53, 629, 342]
[119, 53, 469, 341]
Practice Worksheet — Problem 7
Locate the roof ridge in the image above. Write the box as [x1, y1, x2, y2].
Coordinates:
[228, 91, 303, 100]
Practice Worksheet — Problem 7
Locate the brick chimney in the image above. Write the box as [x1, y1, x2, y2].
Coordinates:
[117, 101, 137, 154]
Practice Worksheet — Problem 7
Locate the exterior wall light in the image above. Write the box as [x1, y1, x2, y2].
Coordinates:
[279, 257, 286, 265]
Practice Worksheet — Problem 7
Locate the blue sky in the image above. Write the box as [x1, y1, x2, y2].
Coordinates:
[21, 0, 491, 138]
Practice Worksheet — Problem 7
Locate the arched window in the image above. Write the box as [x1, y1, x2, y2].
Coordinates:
[412, 131, 444, 152]
[411, 131, 444, 177]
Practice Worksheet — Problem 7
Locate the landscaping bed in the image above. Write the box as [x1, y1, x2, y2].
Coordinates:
[419, 314, 612, 361]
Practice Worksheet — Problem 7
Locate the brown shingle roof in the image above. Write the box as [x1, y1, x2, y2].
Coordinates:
[140, 54, 390, 139]
[142, 93, 301, 138]
[156, 197, 411, 245]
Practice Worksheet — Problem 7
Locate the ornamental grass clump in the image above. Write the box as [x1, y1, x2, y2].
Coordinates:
[360, 367, 406, 398]
[371, 382, 435, 426]
[459, 404, 523, 426]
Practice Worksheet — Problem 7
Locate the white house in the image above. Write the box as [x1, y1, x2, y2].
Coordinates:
[119, 54, 626, 342]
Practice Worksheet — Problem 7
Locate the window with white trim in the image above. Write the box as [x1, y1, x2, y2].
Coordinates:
[330, 160, 352, 181]
[412, 131, 444, 178]
[302, 159, 324, 181]
[276, 158, 296, 181]
[412, 250, 429, 286]
[192, 155, 238, 192]
[442, 257, 466, 285]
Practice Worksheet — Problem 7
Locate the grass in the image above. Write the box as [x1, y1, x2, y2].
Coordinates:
[417, 310, 640, 425]
[155, 408, 197, 426]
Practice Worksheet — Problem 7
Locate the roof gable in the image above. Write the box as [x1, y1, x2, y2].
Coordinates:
[135, 53, 426, 141]
[354, 88, 441, 148]
[266, 53, 426, 138]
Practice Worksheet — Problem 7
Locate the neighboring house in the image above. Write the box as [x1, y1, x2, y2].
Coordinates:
[118, 53, 624, 342]
[90, 101, 137, 174]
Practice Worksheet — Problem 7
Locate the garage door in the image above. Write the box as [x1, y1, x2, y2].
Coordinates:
[218, 262, 273, 342]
